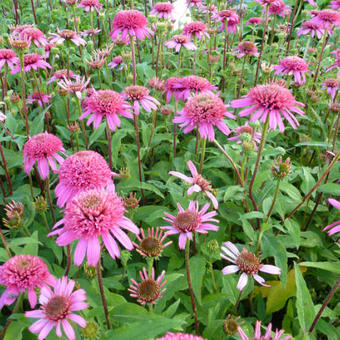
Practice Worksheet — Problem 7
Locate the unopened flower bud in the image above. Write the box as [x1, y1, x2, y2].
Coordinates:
[83, 262, 96, 279]
[119, 167, 130, 179]
[10, 93, 21, 103]
[122, 193, 140, 210]
[81, 321, 99, 339]
[57, 88, 68, 96]
[242, 140, 255, 153]
[120, 250, 131, 267]
[223, 315, 242, 335]
[67, 122, 80, 133]
[160, 105, 172, 116]
[33, 196, 48, 212]
[330, 103, 340, 113]
[271, 157, 291, 178]
[207, 239, 219, 254]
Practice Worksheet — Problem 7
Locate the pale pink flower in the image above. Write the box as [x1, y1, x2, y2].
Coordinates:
[19, 27, 47, 47]
[214, 10, 240, 33]
[25, 276, 87, 340]
[0, 255, 55, 309]
[221, 242, 281, 291]
[230, 83, 305, 132]
[164, 77, 187, 102]
[179, 75, 217, 99]
[330, 0, 340, 10]
[186, 0, 203, 8]
[274, 56, 309, 85]
[150, 2, 174, 20]
[108, 56, 126, 70]
[48, 69, 75, 84]
[11, 53, 51, 74]
[79, 89, 132, 130]
[50, 29, 86, 46]
[111, 10, 153, 41]
[268, 0, 290, 17]
[174, 92, 235, 141]
[77, 0, 102, 13]
[85, 53, 106, 69]
[183, 22, 209, 40]
[11, 24, 34, 35]
[80, 28, 101, 37]
[162, 201, 219, 249]
[169, 160, 218, 209]
[233, 41, 259, 58]
[228, 122, 261, 149]
[238, 320, 291, 340]
[55, 150, 117, 207]
[58, 75, 90, 99]
[156, 333, 207, 340]
[123, 85, 160, 115]
[164, 34, 196, 52]
[44, 42, 57, 58]
[50, 188, 139, 266]
[23, 132, 65, 179]
[128, 267, 166, 306]
[323, 198, 340, 241]
[327, 49, 340, 77]
[0, 49, 18, 71]
[149, 77, 165, 91]
[133, 227, 172, 257]
[246, 17, 263, 26]
[321, 78, 339, 100]
[310, 9, 340, 29]
[27, 91, 52, 107]
[297, 20, 326, 39]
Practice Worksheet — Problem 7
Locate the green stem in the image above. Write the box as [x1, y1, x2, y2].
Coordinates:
[77, 98, 89, 149]
[96, 260, 111, 329]
[199, 137, 206, 174]
[209, 261, 217, 293]
[45, 176, 56, 224]
[41, 211, 50, 232]
[0, 228, 11, 258]
[264, 179, 281, 223]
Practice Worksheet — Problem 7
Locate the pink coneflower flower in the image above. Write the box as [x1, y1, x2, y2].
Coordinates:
[162, 201, 219, 249]
[169, 160, 218, 209]
[128, 267, 166, 306]
[19, 27, 47, 47]
[321, 78, 339, 100]
[44, 42, 57, 58]
[150, 2, 174, 20]
[323, 199, 340, 241]
[310, 9, 340, 29]
[27, 91, 52, 107]
[55, 150, 117, 207]
[48, 69, 75, 84]
[221, 242, 281, 291]
[274, 56, 309, 85]
[11, 53, 51, 74]
[228, 122, 261, 150]
[230, 83, 305, 132]
[58, 75, 90, 99]
[23, 132, 65, 179]
[330, 0, 340, 10]
[174, 92, 235, 141]
[25, 276, 87, 340]
[111, 10, 153, 41]
[10, 24, 34, 35]
[297, 20, 326, 39]
[85, 53, 106, 69]
[133, 227, 172, 257]
[156, 333, 207, 340]
[255, 0, 277, 5]
[122, 85, 160, 115]
[0, 255, 55, 309]
[149, 77, 165, 91]
[233, 41, 259, 58]
[246, 17, 263, 26]
[214, 10, 240, 33]
[80, 28, 101, 37]
[183, 22, 209, 40]
[50, 187, 139, 266]
[0, 49, 18, 71]
[50, 29, 86, 46]
[164, 34, 196, 52]
[268, 0, 290, 17]
[180, 75, 217, 99]
[108, 56, 126, 70]
[77, 0, 102, 12]
[164, 77, 187, 102]
[327, 49, 340, 77]
[186, 0, 203, 8]
[238, 321, 291, 340]
[80, 89, 132, 130]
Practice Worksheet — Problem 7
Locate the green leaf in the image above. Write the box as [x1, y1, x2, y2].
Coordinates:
[223, 185, 244, 201]
[89, 123, 106, 146]
[239, 211, 264, 220]
[318, 183, 340, 196]
[189, 256, 206, 306]
[279, 182, 302, 201]
[299, 262, 340, 274]
[295, 263, 316, 333]
[162, 299, 181, 318]
[295, 141, 332, 148]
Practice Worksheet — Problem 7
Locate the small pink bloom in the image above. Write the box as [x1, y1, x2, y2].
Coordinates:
[174, 92, 235, 141]
[111, 10, 153, 41]
[274, 56, 309, 85]
[19, 27, 47, 47]
[58, 75, 90, 99]
[108, 56, 126, 70]
[221, 242, 281, 291]
[230, 83, 305, 132]
[321, 78, 339, 100]
[233, 41, 259, 58]
[164, 77, 187, 102]
[55, 150, 117, 207]
[44, 42, 56, 58]
[164, 34, 196, 53]
[238, 320, 291, 340]
[27, 91, 52, 107]
[48, 69, 75, 84]
[11, 53, 51, 74]
[169, 160, 218, 209]
[80, 89, 132, 130]
[150, 2, 174, 20]
[180, 75, 217, 99]
[228, 122, 261, 149]
[77, 0, 102, 12]
[0, 255, 55, 309]
[186, 0, 203, 8]
[23, 132, 65, 179]
[246, 17, 263, 26]
[162, 201, 219, 249]
[50, 29, 86, 46]
[330, 0, 340, 10]
[214, 10, 239, 33]
[323, 198, 340, 242]
[25, 276, 88, 340]
[81, 28, 101, 37]
[183, 22, 209, 40]
[0, 49, 18, 71]
[156, 333, 207, 340]
[297, 20, 326, 39]
[50, 188, 139, 266]
[123, 85, 160, 115]
[149, 77, 165, 91]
